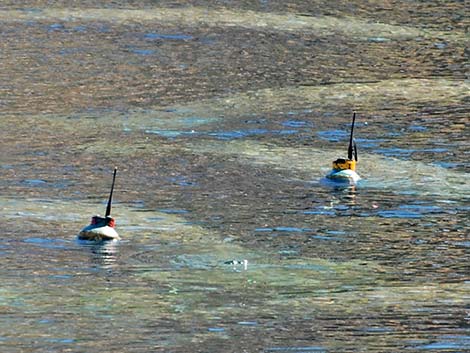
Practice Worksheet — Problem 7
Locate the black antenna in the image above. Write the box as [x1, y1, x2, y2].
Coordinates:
[105, 167, 117, 217]
[353, 140, 358, 161]
[347, 112, 356, 160]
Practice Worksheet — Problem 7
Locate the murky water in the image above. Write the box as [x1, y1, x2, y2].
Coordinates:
[1, 2, 469, 352]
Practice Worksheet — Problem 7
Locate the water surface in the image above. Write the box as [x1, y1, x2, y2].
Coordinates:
[0, 1, 468, 352]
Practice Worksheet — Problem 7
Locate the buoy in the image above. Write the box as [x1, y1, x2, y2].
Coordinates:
[325, 112, 361, 183]
[78, 167, 120, 241]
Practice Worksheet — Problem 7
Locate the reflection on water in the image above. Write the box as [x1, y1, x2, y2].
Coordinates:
[1, 1, 469, 352]
[77, 239, 120, 270]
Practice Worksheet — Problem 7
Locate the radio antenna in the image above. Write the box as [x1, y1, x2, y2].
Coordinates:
[347, 112, 356, 161]
[105, 167, 117, 217]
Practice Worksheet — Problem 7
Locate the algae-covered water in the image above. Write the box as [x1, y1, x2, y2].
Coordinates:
[0, 2, 469, 352]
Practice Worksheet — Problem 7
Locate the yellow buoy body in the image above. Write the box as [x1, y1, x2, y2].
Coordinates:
[332, 159, 356, 171]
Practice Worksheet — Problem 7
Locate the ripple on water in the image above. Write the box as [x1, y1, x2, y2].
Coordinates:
[23, 237, 70, 249]
[377, 203, 444, 219]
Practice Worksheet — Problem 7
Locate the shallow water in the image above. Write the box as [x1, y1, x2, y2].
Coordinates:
[1, 2, 469, 352]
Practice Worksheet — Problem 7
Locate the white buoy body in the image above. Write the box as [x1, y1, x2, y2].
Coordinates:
[326, 169, 361, 183]
[78, 215, 120, 241]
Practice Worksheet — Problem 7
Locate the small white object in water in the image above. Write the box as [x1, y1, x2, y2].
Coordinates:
[225, 259, 248, 271]
[326, 169, 361, 183]
[78, 215, 120, 241]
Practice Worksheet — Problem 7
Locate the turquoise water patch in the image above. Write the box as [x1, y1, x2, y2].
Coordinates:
[208, 327, 225, 332]
[303, 206, 336, 216]
[144, 33, 193, 40]
[377, 210, 422, 219]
